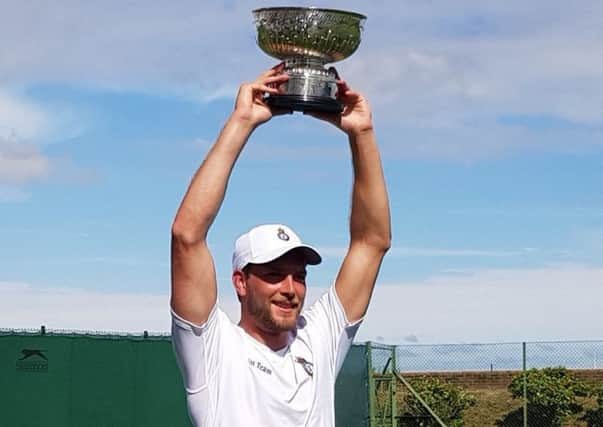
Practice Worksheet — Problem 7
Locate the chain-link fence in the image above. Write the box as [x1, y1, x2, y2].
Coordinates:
[0, 326, 171, 338]
[3, 328, 602, 426]
[362, 340, 603, 427]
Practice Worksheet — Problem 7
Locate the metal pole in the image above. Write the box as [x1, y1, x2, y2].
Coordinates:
[391, 346, 397, 427]
[367, 342, 376, 426]
[380, 357, 392, 426]
[393, 371, 448, 427]
[523, 342, 528, 427]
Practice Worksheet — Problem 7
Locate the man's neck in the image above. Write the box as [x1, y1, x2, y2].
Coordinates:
[238, 320, 291, 352]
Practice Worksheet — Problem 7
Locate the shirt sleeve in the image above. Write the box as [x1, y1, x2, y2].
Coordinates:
[301, 285, 363, 376]
[171, 301, 226, 394]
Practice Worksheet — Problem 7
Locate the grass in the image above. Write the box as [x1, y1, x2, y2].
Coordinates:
[463, 388, 597, 426]
[463, 388, 520, 427]
[387, 384, 599, 426]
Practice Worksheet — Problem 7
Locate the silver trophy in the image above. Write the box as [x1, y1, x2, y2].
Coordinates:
[253, 7, 366, 113]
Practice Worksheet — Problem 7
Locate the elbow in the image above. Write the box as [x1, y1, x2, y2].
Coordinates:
[377, 221, 392, 253]
[355, 232, 391, 255]
[370, 225, 392, 254]
[376, 233, 392, 254]
[171, 217, 206, 247]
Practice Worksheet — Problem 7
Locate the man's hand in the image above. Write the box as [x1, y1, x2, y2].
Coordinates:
[305, 78, 373, 137]
[232, 63, 290, 128]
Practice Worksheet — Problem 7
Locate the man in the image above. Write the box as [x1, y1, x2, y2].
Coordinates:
[170, 63, 391, 426]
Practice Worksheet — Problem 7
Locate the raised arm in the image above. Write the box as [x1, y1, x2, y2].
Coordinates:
[307, 80, 391, 322]
[170, 66, 289, 325]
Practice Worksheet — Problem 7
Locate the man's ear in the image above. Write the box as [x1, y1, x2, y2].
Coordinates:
[232, 270, 247, 299]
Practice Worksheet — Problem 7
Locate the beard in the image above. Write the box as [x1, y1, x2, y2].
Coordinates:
[246, 291, 302, 333]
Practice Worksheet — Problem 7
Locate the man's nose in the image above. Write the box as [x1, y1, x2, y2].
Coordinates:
[281, 274, 295, 295]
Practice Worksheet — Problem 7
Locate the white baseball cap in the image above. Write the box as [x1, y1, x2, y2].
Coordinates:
[232, 224, 321, 271]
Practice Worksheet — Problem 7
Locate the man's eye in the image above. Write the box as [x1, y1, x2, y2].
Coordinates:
[264, 272, 284, 281]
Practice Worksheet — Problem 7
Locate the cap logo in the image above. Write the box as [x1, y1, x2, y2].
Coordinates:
[277, 227, 290, 241]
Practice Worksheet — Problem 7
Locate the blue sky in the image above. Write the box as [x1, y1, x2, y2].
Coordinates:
[1, 1, 602, 344]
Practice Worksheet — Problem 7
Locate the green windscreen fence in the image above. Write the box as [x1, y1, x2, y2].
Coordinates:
[335, 344, 370, 426]
[0, 332, 192, 427]
[1, 332, 370, 426]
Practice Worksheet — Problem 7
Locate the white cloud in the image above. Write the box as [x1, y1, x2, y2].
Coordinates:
[0, 2, 259, 98]
[0, 91, 92, 191]
[389, 247, 534, 257]
[346, 37, 603, 128]
[360, 265, 603, 344]
[0, 282, 173, 333]
[0, 91, 61, 185]
[2, 265, 601, 344]
[1, 1, 601, 119]
[200, 84, 239, 103]
[1, 0, 602, 161]
[0, 281, 323, 334]
[319, 245, 533, 258]
[0, 91, 51, 141]
[0, 137, 51, 184]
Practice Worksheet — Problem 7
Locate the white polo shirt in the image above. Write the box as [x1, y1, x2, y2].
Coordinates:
[171, 286, 362, 427]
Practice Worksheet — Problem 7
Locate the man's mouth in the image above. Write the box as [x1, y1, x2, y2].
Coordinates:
[273, 301, 297, 312]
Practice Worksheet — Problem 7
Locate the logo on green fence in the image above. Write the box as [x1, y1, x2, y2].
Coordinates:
[16, 349, 48, 372]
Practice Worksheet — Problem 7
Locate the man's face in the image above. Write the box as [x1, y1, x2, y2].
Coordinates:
[243, 251, 307, 333]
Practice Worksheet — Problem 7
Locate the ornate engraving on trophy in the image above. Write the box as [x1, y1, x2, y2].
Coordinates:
[253, 7, 366, 113]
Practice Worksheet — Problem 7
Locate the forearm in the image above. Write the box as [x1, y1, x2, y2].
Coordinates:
[172, 115, 255, 242]
[348, 130, 391, 251]
[333, 129, 391, 321]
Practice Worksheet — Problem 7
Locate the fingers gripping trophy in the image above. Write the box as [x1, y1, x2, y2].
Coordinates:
[253, 7, 366, 113]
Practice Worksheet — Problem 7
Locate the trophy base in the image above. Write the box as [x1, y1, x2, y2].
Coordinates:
[267, 95, 343, 114]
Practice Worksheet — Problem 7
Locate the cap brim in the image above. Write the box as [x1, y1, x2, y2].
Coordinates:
[249, 244, 322, 267]
[293, 245, 322, 265]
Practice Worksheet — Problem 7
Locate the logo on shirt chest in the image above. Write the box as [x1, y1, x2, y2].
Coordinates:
[295, 356, 313, 377]
[248, 358, 273, 376]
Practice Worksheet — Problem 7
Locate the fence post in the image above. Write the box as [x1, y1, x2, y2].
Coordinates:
[523, 342, 527, 427]
[367, 342, 376, 426]
[393, 371, 448, 427]
[391, 345, 397, 427]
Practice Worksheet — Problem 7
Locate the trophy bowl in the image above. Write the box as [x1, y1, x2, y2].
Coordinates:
[253, 7, 366, 113]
